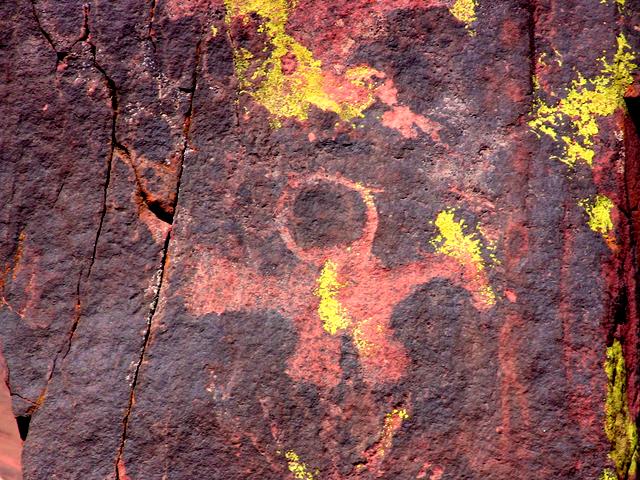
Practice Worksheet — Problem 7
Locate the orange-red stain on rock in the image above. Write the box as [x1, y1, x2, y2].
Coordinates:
[369, 67, 443, 140]
[498, 312, 532, 455]
[381, 104, 442, 140]
[185, 250, 343, 390]
[0, 231, 26, 317]
[0, 233, 51, 328]
[416, 462, 445, 480]
[224, 0, 450, 139]
[288, 0, 448, 65]
[558, 203, 606, 444]
[357, 408, 410, 475]
[10, 231, 26, 280]
[117, 458, 132, 480]
[164, 0, 222, 20]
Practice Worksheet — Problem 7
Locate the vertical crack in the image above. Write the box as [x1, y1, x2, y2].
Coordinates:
[147, 0, 157, 50]
[173, 37, 203, 218]
[29, 0, 57, 54]
[526, 0, 538, 100]
[25, 4, 117, 414]
[24, 265, 83, 416]
[114, 231, 170, 480]
[86, 9, 118, 277]
[62, 267, 84, 359]
[113, 36, 203, 478]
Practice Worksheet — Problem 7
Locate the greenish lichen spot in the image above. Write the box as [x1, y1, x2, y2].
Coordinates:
[604, 340, 639, 478]
[529, 34, 637, 167]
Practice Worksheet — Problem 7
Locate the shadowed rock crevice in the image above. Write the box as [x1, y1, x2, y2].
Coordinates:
[147, 0, 157, 50]
[626, 94, 640, 139]
[16, 415, 30, 441]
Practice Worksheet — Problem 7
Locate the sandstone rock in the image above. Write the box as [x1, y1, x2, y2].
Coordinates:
[1, 0, 639, 479]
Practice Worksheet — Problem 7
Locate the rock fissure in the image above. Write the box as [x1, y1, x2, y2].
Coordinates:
[527, 0, 538, 98]
[87, 49, 117, 277]
[9, 392, 37, 406]
[29, 1, 92, 67]
[147, 0, 157, 50]
[113, 143, 175, 225]
[26, 266, 84, 416]
[113, 38, 202, 477]
[114, 231, 171, 480]
[61, 268, 84, 360]
[28, 0, 56, 57]
[172, 37, 203, 220]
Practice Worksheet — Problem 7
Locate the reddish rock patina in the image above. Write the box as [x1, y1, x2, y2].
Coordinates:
[1, 0, 639, 479]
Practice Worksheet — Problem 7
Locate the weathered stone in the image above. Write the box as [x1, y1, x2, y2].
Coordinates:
[1, 0, 639, 479]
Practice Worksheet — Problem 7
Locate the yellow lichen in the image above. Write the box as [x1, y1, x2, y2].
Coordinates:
[232, 47, 254, 88]
[604, 340, 638, 478]
[387, 408, 409, 421]
[375, 408, 409, 457]
[345, 65, 379, 88]
[529, 34, 637, 167]
[224, 0, 375, 125]
[314, 260, 350, 335]
[601, 468, 618, 480]
[449, 0, 478, 33]
[479, 284, 497, 305]
[432, 209, 485, 268]
[353, 318, 374, 355]
[553, 48, 564, 67]
[431, 209, 497, 304]
[600, 0, 625, 7]
[579, 194, 615, 242]
[284, 450, 318, 480]
[353, 182, 377, 208]
[532, 74, 540, 92]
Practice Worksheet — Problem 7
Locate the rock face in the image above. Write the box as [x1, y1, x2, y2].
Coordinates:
[1, 0, 639, 479]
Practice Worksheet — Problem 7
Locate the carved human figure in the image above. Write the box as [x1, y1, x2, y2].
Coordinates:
[184, 171, 493, 390]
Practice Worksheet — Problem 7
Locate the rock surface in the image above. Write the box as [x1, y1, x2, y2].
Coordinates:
[1, 0, 639, 479]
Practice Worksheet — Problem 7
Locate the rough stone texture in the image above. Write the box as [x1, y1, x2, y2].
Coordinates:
[1, 0, 639, 479]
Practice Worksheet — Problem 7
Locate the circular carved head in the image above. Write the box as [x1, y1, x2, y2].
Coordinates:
[276, 172, 380, 264]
